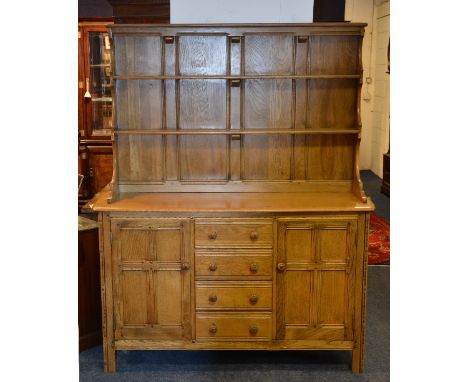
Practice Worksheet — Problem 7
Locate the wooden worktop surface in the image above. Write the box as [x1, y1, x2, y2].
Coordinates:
[86, 187, 374, 213]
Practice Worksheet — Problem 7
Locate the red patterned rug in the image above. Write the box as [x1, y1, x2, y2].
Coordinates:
[368, 214, 390, 265]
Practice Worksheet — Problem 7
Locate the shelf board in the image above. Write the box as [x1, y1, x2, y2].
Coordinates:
[91, 97, 113, 102]
[90, 64, 111, 68]
[113, 74, 361, 81]
[113, 128, 360, 135]
[87, 189, 374, 213]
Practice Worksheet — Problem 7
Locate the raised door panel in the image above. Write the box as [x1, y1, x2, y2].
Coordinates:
[277, 218, 357, 341]
[111, 219, 191, 340]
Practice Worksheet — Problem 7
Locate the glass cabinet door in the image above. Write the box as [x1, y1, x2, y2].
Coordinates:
[84, 29, 113, 137]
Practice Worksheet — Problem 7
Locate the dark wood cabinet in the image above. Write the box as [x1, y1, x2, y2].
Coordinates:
[79, 20, 114, 208]
[86, 145, 113, 197]
[381, 152, 390, 196]
[78, 217, 102, 350]
[107, 0, 170, 24]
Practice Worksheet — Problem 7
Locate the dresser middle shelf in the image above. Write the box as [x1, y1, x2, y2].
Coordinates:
[113, 128, 360, 136]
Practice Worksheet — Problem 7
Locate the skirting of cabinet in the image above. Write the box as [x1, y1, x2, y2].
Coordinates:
[113, 339, 355, 350]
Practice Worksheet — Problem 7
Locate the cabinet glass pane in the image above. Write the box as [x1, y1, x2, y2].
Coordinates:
[88, 32, 113, 134]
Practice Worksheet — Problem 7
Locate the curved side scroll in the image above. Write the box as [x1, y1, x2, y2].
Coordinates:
[353, 27, 368, 203]
[353, 134, 368, 203]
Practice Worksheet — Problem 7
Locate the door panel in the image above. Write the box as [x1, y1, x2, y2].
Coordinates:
[121, 271, 148, 325]
[155, 270, 183, 325]
[284, 271, 312, 325]
[277, 217, 357, 341]
[111, 219, 191, 340]
[318, 271, 347, 325]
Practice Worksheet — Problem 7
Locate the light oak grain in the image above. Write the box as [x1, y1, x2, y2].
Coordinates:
[93, 23, 373, 374]
[195, 281, 272, 310]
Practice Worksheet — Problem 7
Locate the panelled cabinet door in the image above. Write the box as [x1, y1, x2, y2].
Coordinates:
[276, 217, 357, 342]
[111, 219, 192, 340]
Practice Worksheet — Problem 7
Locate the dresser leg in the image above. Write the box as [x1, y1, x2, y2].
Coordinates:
[351, 346, 364, 373]
[103, 342, 116, 372]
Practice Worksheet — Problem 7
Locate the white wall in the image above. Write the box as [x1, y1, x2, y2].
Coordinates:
[171, 0, 314, 23]
[346, 0, 390, 176]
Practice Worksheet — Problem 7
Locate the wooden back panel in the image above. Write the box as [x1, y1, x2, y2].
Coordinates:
[109, 24, 366, 196]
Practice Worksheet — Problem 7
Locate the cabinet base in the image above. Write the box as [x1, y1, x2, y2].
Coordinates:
[102, 340, 364, 373]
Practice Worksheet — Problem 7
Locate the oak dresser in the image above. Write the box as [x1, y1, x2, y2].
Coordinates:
[87, 23, 374, 373]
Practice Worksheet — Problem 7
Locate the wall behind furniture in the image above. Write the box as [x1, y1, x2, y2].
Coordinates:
[346, 0, 390, 176]
[78, 0, 112, 17]
[78, 0, 346, 21]
[171, 0, 314, 23]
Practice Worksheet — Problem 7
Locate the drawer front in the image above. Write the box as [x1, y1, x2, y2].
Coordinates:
[195, 253, 272, 277]
[195, 220, 273, 247]
[196, 282, 272, 310]
[196, 313, 272, 340]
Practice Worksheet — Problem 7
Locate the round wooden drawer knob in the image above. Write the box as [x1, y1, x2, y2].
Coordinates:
[249, 294, 258, 304]
[208, 232, 218, 240]
[209, 263, 218, 272]
[181, 262, 190, 271]
[249, 263, 258, 273]
[249, 326, 258, 335]
[277, 262, 286, 272]
[208, 294, 217, 303]
[250, 231, 258, 241]
[209, 324, 217, 334]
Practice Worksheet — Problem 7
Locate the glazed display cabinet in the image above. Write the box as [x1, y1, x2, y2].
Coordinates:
[87, 23, 374, 373]
[78, 21, 114, 206]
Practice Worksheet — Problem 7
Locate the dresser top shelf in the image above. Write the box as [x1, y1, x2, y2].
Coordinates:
[87, 187, 374, 213]
[104, 23, 370, 205]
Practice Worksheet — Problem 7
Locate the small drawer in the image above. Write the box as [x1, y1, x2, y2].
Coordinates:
[196, 312, 272, 340]
[196, 281, 272, 310]
[195, 220, 273, 248]
[195, 253, 272, 277]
